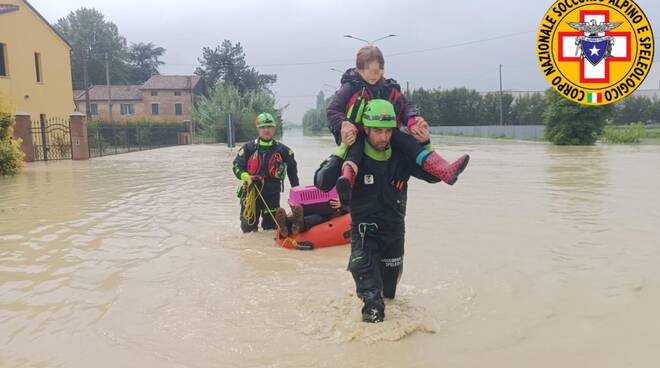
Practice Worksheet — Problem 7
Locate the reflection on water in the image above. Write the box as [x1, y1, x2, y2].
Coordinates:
[1, 136, 660, 367]
[544, 145, 610, 231]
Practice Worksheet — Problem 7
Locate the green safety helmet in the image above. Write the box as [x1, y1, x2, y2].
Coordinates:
[362, 99, 397, 128]
[255, 112, 277, 128]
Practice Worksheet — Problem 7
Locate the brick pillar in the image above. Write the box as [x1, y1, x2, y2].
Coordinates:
[69, 112, 90, 160]
[184, 120, 193, 144]
[13, 112, 34, 162]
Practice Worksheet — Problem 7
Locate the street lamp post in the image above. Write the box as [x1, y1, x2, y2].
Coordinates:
[499, 64, 503, 126]
[343, 34, 397, 45]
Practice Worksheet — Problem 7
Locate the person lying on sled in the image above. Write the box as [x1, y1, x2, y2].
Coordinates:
[274, 198, 349, 238]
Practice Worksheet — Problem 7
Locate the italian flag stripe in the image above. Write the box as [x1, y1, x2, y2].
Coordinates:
[588, 92, 602, 103]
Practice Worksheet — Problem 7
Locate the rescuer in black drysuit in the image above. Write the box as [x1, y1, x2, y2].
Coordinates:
[315, 99, 441, 323]
[233, 112, 299, 233]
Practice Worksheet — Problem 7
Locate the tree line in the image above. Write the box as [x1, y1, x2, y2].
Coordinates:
[410, 87, 660, 126]
[55, 8, 279, 142]
[302, 91, 329, 135]
[303, 87, 660, 133]
[54, 8, 167, 88]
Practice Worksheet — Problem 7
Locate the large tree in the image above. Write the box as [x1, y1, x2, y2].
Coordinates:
[128, 42, 166, 84]
[54, 8, 131, 89]
[544, 90, 613, 145]
[54, 8, 166, 88]
[193, 83, 281, 142]
[195, 40, 276, 93]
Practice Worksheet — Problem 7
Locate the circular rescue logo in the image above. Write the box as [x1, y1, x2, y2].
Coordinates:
[536, 0, 654, 105]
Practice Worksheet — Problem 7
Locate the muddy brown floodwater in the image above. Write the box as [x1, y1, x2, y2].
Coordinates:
[1, 132, 660, 367]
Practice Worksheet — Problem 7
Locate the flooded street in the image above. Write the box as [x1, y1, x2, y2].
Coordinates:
[1, 132, 660, 367]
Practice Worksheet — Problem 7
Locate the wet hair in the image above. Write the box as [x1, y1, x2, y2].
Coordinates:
[356, 46, 385, 70]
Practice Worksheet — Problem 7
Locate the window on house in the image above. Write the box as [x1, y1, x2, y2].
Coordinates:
[0, 43, 7, 77]
[151, 103, 159, 115]
[120, 104, 134, 115]
[150, 91, 158, 97]
[34, 52, 43, 83]
[90, 104, 98, 116]
[175, 103, 183, 116]
[174, 91, 182, 96]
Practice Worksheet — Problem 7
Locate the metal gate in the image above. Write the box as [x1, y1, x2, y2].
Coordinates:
[31, 116, 72, 161]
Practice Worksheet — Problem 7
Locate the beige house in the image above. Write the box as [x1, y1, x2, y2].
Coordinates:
[74, 85, 142, 121]
[75, 75, 207, 122]
[0, 0, 75, 119]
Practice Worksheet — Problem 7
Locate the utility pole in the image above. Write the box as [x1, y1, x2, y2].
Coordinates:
[189, 76, 195, 143]
[406, 81, 411, 102]
[105, 53, 112, 121]
[499, 64, 503, 126]
[83, 53, 91, 120]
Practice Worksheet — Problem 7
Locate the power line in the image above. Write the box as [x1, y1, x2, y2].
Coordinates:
[385, 31, 532, 57]
[255, 31, 532, 67]
[277, 94, 318, 98]
[161, 31, 533, 69]
[254, 57, 353, 68]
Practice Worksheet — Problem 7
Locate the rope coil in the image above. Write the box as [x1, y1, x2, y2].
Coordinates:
[242, 179, 301, 249]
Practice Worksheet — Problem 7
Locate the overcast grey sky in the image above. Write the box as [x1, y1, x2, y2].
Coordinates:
[32, 0, 659, 123]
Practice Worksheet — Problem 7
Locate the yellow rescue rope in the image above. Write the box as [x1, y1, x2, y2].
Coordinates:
[242, 180, 282, 231]
[242, 180, 299, 249]
[241, 183, 260, 226]
[253, 183, 282, 232]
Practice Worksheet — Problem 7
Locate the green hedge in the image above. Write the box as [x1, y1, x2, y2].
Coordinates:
[0, 111, 24, 176]
[601, 123, 645, 144]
